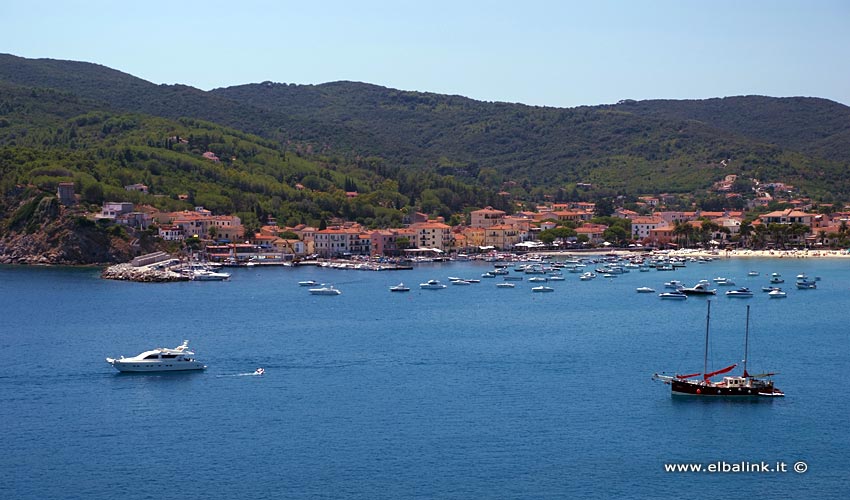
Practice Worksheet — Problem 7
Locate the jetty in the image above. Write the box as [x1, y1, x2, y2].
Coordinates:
[101, 252, 187, 282]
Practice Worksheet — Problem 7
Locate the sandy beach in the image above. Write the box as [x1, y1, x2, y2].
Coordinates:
[664, 248, 850, 259]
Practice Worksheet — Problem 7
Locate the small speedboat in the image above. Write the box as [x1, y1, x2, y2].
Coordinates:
[452, 279, 472, 286]
[254, 368, 265, 376]
[664, 280, 683, 289]
[496, 282, 515, 289]
[298, 280, 318, 286]
[531, 286, 554, 293]
[636, 287, 655, 293]
[389, 282, 410, 292]
[748, 271, 759, 276]
[769, 289, 787, 298]
[659, 291, 687, 300]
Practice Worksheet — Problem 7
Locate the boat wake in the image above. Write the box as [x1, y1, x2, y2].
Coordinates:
[217, 368, 265, 377]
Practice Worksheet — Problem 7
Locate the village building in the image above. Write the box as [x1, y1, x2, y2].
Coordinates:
[409, 221, 453, 251]
[630, 216, 665, 239]
[483, 223, 522, 249]
[470, 207, 506, 228]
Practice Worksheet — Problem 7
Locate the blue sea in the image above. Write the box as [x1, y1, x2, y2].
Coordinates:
[1, 257, 848, 499]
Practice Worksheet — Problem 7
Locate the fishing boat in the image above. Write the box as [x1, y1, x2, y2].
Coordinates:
[653, 303, 783, 397]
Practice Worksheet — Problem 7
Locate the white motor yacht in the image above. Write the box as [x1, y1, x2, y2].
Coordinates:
[309, 285, 341, 295]
[106, 340, 206, 372]
[420, 280, 447, 289]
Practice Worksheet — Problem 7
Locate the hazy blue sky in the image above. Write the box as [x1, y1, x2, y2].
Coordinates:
[3, 0, 849, 107]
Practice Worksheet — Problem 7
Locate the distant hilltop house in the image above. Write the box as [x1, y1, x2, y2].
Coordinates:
[202, 151, 220, 162]
[124, 183, 149, 194]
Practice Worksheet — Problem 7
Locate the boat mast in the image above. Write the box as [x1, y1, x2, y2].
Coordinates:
[743, 305, 750, 377]
[704, 301, 711, 379]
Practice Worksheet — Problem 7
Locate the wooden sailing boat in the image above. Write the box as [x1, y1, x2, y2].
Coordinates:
[653, 302, 784, 397]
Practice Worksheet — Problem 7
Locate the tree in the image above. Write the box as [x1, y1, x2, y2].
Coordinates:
[82, 183, 104, 204]
[595, 198, 614, 217]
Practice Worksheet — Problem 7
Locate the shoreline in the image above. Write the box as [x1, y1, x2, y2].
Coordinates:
[537, 248, 850, 259]
[665, 249, 850, 259]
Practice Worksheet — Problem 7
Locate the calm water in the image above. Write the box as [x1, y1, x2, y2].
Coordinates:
[1, 258, 848, 499]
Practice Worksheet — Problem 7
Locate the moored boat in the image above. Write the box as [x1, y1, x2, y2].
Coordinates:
[420, 279, 447, 289]
[653, 303, 783, 397]
[389, 282, 410, 292]
[679, 281, 717, 295]
[658, 291, 687, 300]
[725, 287, 753, 298]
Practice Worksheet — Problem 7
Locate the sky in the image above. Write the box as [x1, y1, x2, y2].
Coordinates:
[3, 0, 849, 108]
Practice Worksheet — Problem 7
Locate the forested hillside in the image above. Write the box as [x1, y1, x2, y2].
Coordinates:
[0, 79, 502, 240]
[2, 53, 850, 213]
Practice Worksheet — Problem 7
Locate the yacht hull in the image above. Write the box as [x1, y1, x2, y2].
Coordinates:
[107, 359, 206, 372]
[670, 380, 783, 397]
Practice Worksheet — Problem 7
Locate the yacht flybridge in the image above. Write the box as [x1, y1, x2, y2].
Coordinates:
[106, 340, 207, 372]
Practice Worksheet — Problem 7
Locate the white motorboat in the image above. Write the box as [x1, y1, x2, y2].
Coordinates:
[106, 340, 206, 372]
[636, 287, 655, 293]
[658, 291, 687, 300]
[663, 280, 683, 289]
[389, 282, 410, 292]
[181, 263, 231, 281]
[309, 285, 341, 295]
[768, 289, 787, 298]
[496, 282, 515, 288]
[725, 287, 754, 297]
[420, 279, 447, 289]
[192, 269, 231, 281]
[531, 286, 554, 293]
[680, 281, 717, 295]
[298, 280, 318, 286]
[451, 279, 472, 285]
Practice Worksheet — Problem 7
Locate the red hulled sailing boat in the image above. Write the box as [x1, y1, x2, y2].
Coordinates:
[653, 302, 784, 397]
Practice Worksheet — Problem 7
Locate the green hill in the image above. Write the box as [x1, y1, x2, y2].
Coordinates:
[2, 53, 850, 206]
